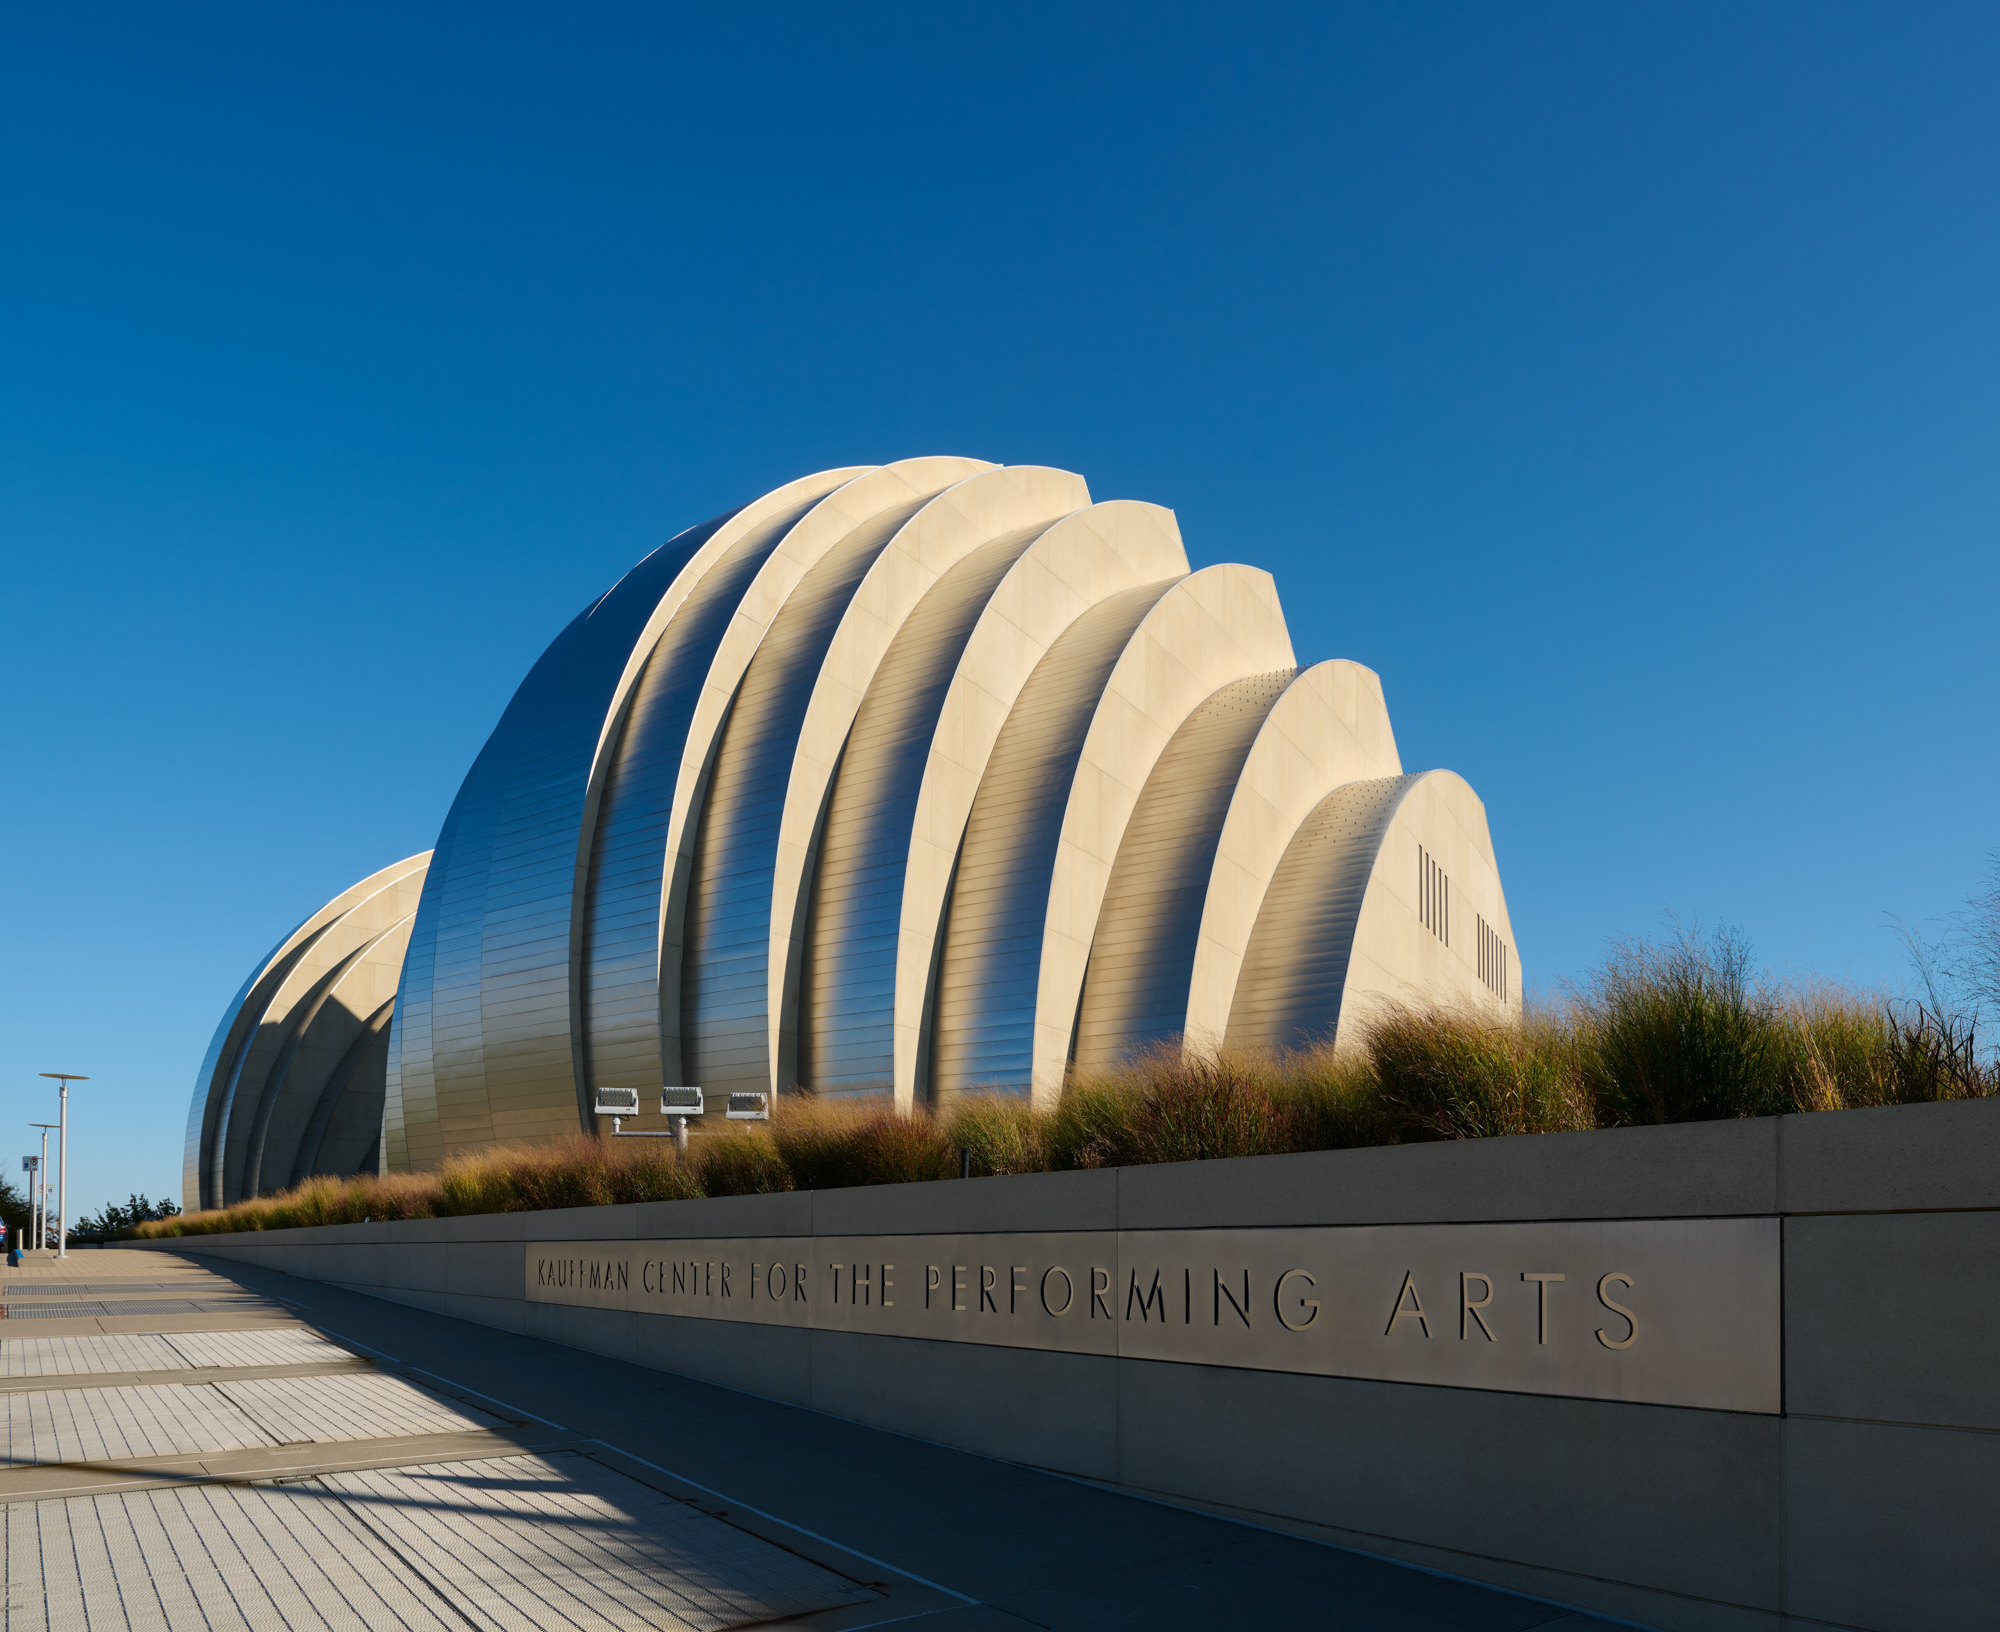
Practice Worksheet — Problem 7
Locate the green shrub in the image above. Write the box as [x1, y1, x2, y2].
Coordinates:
[1049, 1048, 1292, 1168]
[774, 1099, 958, 1188]
[944, 1093, 1053, 1176]
[1369, 1008, 1593, 1140]
[694, 1130, 793, 1196]
[1581, 929, 1787, 1124]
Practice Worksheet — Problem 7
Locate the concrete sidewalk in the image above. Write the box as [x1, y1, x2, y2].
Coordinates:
[167, 1248, 1627, 1632]
[2, 1251, 880, 1632]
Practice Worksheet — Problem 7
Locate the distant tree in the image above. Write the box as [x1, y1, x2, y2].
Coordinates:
[0, 1173, 28, 1243]
[69, 1193, 181, 1241]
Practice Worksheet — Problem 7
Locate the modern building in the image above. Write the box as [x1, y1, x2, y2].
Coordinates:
[186, 460, 1518, 1209]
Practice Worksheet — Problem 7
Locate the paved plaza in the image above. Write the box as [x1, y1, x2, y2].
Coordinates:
[1, 1249, 1620, 1631]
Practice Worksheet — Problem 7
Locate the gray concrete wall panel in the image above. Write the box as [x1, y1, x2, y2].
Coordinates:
[1780, 1094, 2000, 1212]
[810, 1328, 1119, 1478]
[149, 1102, 2000, 1631]
[1784, 1415, 2000, 1632]
[1112, 1118, 1783, 1227]
[1116, 1361, 1784, 1614]
[1784, 1209, 2000, 1430]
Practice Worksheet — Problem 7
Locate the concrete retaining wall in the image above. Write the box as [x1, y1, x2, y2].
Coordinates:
[139, 1101, 2000, 1632]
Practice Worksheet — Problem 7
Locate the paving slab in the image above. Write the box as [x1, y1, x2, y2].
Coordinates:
[1, 1380, 274, 1466]
[319, 1451, 879, 1631]
[169, 1250, 1628, 1631]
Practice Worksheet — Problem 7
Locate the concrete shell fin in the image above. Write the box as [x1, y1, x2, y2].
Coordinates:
[188, 851, 429, 1210]
[1224, 769, 1520, 1056]
[889, 500, 1191, 1109]
[1027, 563, 1295, 1100]
[1184, 660, 1402, 1056]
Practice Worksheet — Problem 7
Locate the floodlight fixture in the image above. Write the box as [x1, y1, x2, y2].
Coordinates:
[593, 1083, 708, 1153]
[725, 1092, 771, 1122]
[593, 1086, 641, 1117]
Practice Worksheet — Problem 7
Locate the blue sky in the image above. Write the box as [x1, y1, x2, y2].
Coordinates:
[3, 4, 1996, 1214]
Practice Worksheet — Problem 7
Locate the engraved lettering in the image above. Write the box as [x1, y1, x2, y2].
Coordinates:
[856, 1264, 873, 1306]
[719, 1263, 731, 1298]
[1461, 1272, 1497, 1341]
[979, 1266, 998, 1313]
[1214, 1268, 1251, 1329]
[767, 1262, 787, 1302]
[830, 1264, 846, 1304]
[1090, 1267, 1112, 1320]
[953, 1265, 967, 1313]
[1010, 1267, 1026, 1314]
[1184, 1267, 1192, 1324]
[749, 1262, 759, 1299]
[1596, 1272, 1637, 1350]
[793, 1263, 807, 1302]
[1041, 1266, 1074, 1316]
[644, 1260, 655, 1295]
[927, 1265, 942, 1309]
[882, 1264, 894, 1309]
[705, 1261, 713, 1297]
[1275, 1268, 1319, 1332]
[618, 1261, 630, 1291]
[1126, 1268, 1166, 1322]
[1522, 1273, 1565, 1343]
[673, 1262, 686, 1295]
[1386, 1271, 1431, 1337]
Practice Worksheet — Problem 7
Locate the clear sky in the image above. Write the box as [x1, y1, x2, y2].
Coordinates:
[3, 5, 1996, 1215]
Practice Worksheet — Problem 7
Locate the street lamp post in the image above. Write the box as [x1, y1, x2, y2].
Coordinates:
[28, 1124, 57, 1252]
[38, 1075, 87, 1259]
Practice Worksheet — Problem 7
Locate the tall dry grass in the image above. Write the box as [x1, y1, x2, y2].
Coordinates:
[139, 930, 1994, 1238]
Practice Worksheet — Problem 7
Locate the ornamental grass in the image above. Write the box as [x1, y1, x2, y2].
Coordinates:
[137, 931, 1994, 1239]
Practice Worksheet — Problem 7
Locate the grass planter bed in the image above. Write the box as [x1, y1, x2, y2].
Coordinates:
[148, 933, 1993, 1238]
